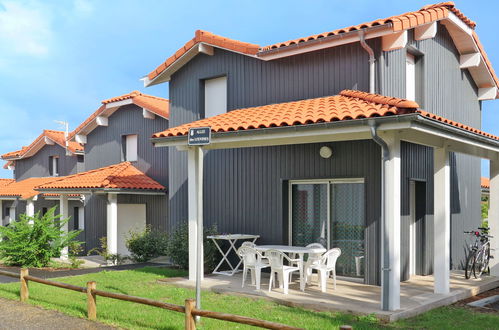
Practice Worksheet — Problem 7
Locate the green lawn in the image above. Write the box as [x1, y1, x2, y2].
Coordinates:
[0, 267, 496, 329]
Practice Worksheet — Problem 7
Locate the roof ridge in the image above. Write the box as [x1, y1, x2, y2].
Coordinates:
[340, 90, 420, 109]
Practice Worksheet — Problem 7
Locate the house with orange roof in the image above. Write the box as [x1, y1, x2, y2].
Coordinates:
[0, 130, 85, 231]
[145, 2, 499, 311]
[0, 91, 169, 256]
[36, 91, 169, 255]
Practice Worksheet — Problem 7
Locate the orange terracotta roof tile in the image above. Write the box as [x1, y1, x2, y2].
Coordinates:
[262, 2, 475, 51]
[147, 3, 488, 85]
[1, 130, 83, 160]
[481, 177, 490, 189]
[152, 90, 418, 137]
[68, 92, 169, 140]
[0, 177, 62, 200]
[0, 179, 14, 188]
[147, 30, 260, 81]
[152, 89, 499, 143]
[36, 162, 165, 191]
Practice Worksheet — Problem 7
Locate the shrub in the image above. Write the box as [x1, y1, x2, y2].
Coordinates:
[68, 241, 85, 269]
[87, 237, 129, 265]
[0, 206, 81, 268]
[166, 222, 218, 273]
[125, 226, 169, 262]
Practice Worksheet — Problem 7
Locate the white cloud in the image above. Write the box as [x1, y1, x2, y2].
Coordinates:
[0, 1, 53, 57]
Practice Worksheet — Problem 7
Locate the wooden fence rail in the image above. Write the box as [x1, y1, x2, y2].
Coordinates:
[0, 269, 303, 330]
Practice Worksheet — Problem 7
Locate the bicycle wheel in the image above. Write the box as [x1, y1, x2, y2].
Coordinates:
[474, 248, 488, 278]
[465, 251, 476, 279]
[479, 246, 491, 277]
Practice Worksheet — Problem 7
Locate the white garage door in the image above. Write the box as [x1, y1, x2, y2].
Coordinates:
[117, 204, 146, 255]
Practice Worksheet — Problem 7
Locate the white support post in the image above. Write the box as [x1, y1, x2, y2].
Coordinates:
[26, 199, 35, 221]
[381, 134, 401, 311]
[9, 206, 15, 224]
[489, 159, 499, 276]
[107, 193, 118, 256]
[187, 147, 204, 282]
[433, 147, 451, 294]
[59, 194, 69, 258]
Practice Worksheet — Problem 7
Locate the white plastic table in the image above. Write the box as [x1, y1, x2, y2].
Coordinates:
[207, 234, 260, 276]
[255, 245, 326, 291]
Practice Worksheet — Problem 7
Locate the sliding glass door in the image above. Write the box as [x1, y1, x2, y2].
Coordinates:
[290, 179, 365, 278]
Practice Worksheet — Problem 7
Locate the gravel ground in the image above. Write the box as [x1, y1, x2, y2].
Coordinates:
[0, 297, 115, 329]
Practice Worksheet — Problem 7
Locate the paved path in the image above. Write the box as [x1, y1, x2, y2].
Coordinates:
[0, 297, 114, 329]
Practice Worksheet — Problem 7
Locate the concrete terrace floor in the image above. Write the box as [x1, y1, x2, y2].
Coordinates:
[160, 271, 499, 322]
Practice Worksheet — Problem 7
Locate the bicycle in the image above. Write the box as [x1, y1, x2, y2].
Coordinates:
[464, 227, 493, 279]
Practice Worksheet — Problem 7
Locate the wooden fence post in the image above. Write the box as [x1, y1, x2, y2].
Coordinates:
[185, 299, 196, 330]
[87, 281, 97, 321]
[20, 268, 29, 302]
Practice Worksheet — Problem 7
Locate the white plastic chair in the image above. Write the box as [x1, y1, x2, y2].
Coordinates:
[237, 246, 269, 290]
[306, 248, 341, 292]
[303, 243, 325, 284]
[266, 249, 301, 294]
[241, 241, 256, 248]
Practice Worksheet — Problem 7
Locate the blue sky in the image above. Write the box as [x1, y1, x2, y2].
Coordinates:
[0, 0, 498, 178]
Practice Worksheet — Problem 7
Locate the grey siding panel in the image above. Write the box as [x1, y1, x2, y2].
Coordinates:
[84, 195, 107, 252]
[84, 104, 169, 187]
[174, 140, 382, 285]
[168, 40, 376, 226]
[15, 144, 78, 181]
[381, 24, 482, 272]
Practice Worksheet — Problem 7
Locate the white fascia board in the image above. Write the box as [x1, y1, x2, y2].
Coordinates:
[142, 108, 156, 120]
[478, 87, 498, 101]
[0, 196, 18, 201]
[75, 134, 87, 144]
[96, 116, 108, 126]
[258, 27, 392, 61]
[44, 137, 55, 145]
[382, 30, 407, 51]
[410, 123, 499, 158]
[414, 22, 437, 41]
[145, 43, 215, 87]
[460, 53, 481, 68]
[446, 12, 472, 36]
[105, 98, 134, 109]
[155, 120, 410, 150]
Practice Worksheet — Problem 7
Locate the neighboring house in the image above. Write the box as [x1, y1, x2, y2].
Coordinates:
[36, 91, 170, 254]
[0, 91, 169, 255]
[144, 2, 499, 311]
[481, 177, 490, 199]
[1, 130, 84, 181]
[0, 131, 85, 229]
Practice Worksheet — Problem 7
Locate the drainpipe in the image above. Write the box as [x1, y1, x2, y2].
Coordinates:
[359, 30, 375, 94]
[369, 121, 391, 311]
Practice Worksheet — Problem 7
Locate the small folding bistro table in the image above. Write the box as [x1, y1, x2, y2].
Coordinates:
[207, 234, 260, 276]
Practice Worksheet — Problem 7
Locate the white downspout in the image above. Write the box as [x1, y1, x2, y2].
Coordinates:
[359, 30, 376, 94]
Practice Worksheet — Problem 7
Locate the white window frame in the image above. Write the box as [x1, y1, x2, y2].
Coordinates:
[124, 134, 138, 162]
[78, 206, 85, 231]
[204, 76, 227, 118]
[51, 156, 59, 177]
[406, 52, 416, 102]
[288, 178, 365, 249]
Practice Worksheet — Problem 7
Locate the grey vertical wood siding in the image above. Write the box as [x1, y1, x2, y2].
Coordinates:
[15, 144, 78, 181]
[381, 24, 482, 272]
[84, 104, 169, 187]
[166, 21, 482, 283]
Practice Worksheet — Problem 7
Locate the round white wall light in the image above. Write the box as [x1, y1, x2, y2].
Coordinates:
[319, 146, 333, 159]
